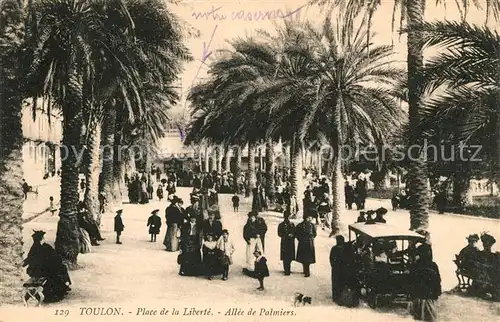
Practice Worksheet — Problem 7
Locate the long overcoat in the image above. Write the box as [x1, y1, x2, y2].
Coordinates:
[295, 221, 316, 264]
[277, 220, 296, 261]
[147, 214, 162, 234]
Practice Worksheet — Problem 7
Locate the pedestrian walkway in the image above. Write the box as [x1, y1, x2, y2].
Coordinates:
[23, 177, 60, 220]
[6, 188, 498, 322]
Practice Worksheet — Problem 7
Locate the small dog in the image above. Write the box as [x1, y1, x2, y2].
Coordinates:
[294, 292, 312, 306]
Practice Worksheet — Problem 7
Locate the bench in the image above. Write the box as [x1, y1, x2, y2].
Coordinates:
[454, 255, 499, 299]
[23, 277, 47, 306]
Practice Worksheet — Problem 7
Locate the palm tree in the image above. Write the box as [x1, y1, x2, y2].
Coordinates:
[0, 0, 25, 304]
[417, 21, 499, 197]
[260, 19, 404, 234]
[312, 0, 500, 232]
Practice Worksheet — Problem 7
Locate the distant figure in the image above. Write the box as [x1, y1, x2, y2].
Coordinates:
[253, 250, 269, 291]
[356, 211, 366, 223]
[98, 192, 106, 214]
[330, 235, 346, 303]
[147, 209, 162, 242]
[114, 209, 124, 244]
[156, 183, 164, 201]
[344, 181, 355, 209]
[374, 208, 387, 223]
[391, 193, 400, 211]
[79, 179, 86, 192]
[22, 179, 30, 200]
[49, 196, 57, 216]
[232, 193, 240, 212]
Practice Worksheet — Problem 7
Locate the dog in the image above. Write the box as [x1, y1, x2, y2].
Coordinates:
[293, 293, 312, 306]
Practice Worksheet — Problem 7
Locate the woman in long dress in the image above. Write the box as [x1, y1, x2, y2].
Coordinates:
[179, 215, 203, 276]
[22, 230, 72, 302]
[77, 207, 92, 253]
[163, 197, 184, 251]
[409, 244, 441, 321]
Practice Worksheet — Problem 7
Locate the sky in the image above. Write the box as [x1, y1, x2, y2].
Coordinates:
[167, 0, 496, 118]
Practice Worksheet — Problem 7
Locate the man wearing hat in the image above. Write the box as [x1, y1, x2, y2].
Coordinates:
[458, 234, 480, 272]
[295, 213, 317, 277]
[147, 209, 162, 242]
[114, 209, 124, 244]
[365, 210, 376, 224]
[243, 211, 266, 275]
[374, 207, 387, 223]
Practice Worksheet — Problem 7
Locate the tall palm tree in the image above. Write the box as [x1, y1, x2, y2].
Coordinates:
[261, 19, 404, 234]
[417, 21, 499, 189]
[312, 0, 500, 232]
[0, 0, 25, 304]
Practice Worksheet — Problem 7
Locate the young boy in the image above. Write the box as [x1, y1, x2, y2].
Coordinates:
[216, 229, 235, 281]
[231, 193, 240, 212]
[146, 209, 162, 242]
[114, 209, 124, 244]
[254, 250, 269, 291]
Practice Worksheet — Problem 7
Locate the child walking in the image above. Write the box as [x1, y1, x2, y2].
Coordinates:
[146, 209, 162, 242]
[48, 196, 57, 216]
[254, 250, 269, 291]
[216, 229, 235, 281]
[231, 193, 240, 212]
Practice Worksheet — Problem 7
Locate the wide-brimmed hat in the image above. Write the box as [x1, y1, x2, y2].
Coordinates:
[480, 233, 496, 246]
[151, 209, 159, 214]
[375, 207, 388, 215]
[466, 234, 479, 242]
[116, 209, 123, 214]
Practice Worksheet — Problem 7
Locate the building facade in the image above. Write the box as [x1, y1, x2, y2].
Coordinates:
[22, 99, 62, 185]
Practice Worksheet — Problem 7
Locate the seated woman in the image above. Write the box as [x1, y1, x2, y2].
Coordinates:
[22, 230, 72, 303]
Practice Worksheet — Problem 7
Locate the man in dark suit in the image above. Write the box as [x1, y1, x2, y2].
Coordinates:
[114, 209, 124, 244]
[201, 209, 223, 240]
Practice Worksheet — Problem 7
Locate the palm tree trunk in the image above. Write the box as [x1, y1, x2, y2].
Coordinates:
[248, 142, 257, 190]
[83, 124, 102, 222]
[265, 139, 275, 203]
[452, 165, 471, 210]
[112, 144, 124, 205]
[0, 0, 25, 303]
[233, 147, 241, 190]
[215, 145, 222, 173]
[224, 147, 231, 172]
[55, 69, 83, 267]
[407, 0, 429, 232]
[204, 146, 209, 172]
[99, 105, 116, 212]
[329, 154, 344, 236]
[317, 149, 322, 176]
[290, 136, 301, 200]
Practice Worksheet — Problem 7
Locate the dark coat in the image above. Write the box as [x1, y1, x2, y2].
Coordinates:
[295, 221, 316, 264]
[243, 218, 267, 243]
[147, 214, 162, 234]
[277, 220, 296, 261]
[193, 178, 202, 189]
[409, 260, 442, 300]
[254, 257, 270, 278]
[114, 215, 124, 232]
[165, 204, 184, 226]
[201, 219, 223, 239]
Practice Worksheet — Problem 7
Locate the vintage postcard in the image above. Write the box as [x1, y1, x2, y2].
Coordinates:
[0, 0, 498, 321]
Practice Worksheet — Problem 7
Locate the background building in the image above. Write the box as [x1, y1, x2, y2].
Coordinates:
[22, 99, 62, 186]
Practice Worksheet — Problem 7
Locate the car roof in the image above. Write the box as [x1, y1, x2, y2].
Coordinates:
[349, 222, 426, 241]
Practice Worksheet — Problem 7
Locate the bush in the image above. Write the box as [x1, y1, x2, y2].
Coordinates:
[367, 188, 399, 199]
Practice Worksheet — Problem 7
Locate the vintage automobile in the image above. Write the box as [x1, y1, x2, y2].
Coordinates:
[344, 222, 426, 308]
